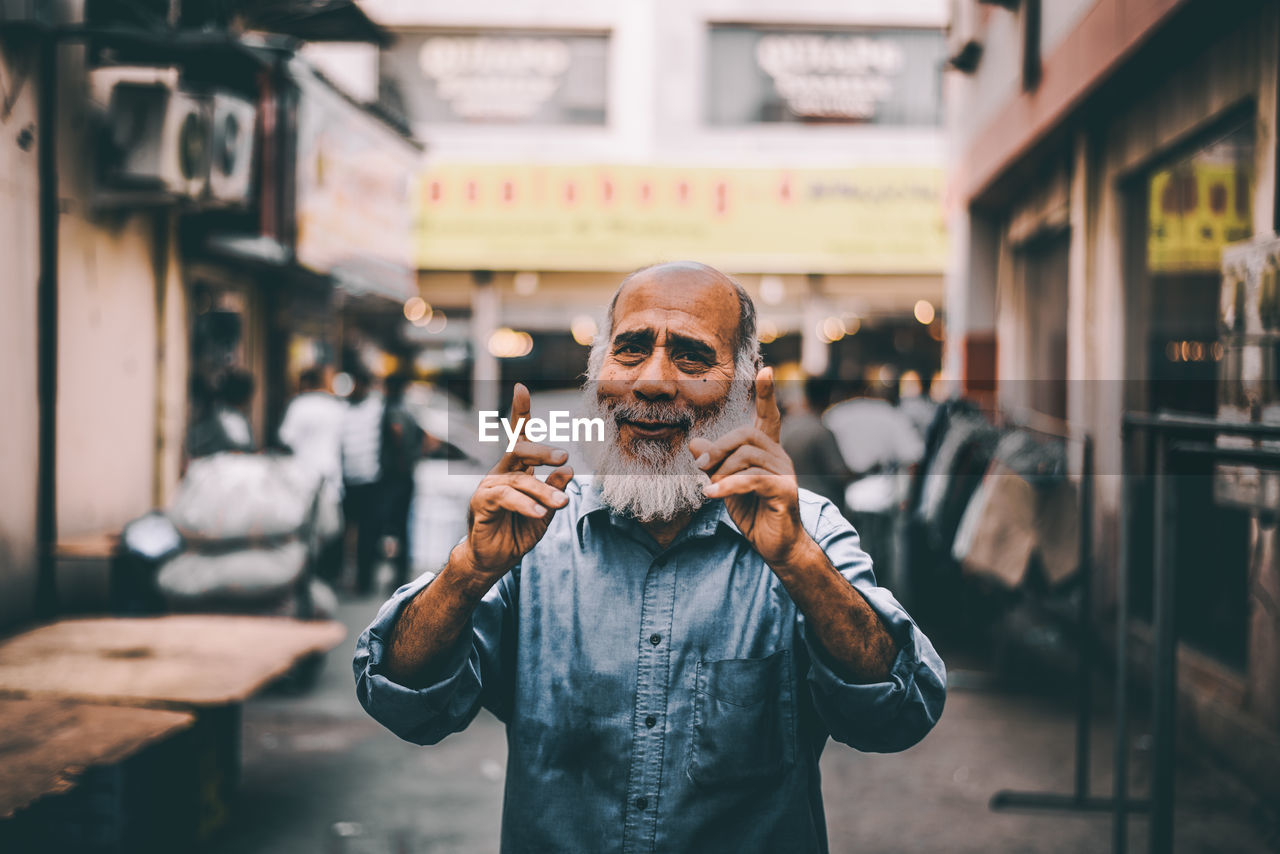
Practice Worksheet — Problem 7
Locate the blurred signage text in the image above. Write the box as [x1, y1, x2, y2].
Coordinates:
[382, 30, 609, 127]
[708, 26, 944, 126]
[756, 34, 905, 120]
[414, 163, 947, 274]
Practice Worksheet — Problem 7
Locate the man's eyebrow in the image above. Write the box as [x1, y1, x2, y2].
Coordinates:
[612, 328, 655, 348]
[666, 331, 718, 360]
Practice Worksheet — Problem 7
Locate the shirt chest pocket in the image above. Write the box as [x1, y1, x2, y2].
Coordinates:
[687, 649, 796, 786]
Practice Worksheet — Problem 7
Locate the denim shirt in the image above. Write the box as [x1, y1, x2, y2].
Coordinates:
[354, 479, 946, 854]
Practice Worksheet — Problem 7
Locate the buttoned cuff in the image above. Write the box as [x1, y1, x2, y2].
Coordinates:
[800, 580, 945, 752]
[804, 616, 922, 716]
[354, 572, 480, 738]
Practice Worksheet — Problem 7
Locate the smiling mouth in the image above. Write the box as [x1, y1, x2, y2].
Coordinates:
[619, 419, 688, 440]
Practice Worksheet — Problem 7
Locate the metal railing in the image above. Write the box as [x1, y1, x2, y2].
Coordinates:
[1118, 412, 1280, 854]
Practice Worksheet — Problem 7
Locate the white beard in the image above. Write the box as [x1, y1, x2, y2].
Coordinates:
[583, 381, 752, 523]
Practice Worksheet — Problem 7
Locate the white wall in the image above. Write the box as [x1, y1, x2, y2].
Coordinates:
[941, 0, 1098, 385]
[0, 1, 185, 624]
[945, 0, 1096, 158]
[51, 40, 167, 537]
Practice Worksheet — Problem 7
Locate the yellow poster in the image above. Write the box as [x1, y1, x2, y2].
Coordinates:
[1148, 162, 1253, 274]
[413, 164, 946, 274]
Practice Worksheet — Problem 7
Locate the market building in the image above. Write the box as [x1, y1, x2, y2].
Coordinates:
[311, 0, 950, 411]
[0, 1, 418, 629]
[943, 0, 1280, 802]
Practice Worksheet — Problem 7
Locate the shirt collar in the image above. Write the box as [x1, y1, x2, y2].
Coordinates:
[574, 478, 742, 548]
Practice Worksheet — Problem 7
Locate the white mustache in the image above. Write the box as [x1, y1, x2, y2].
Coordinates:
[601, 398, 715, 434]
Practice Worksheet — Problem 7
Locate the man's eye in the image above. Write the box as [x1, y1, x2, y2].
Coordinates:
[614, 345, 646, 359]
[675, 353, 712, 368]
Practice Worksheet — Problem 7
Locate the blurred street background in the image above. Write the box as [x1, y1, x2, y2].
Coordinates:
[2, 0, 1280, 852]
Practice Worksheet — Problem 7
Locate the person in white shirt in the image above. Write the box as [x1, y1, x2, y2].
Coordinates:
[279, 368, 347, 582]
[186, 370, 255, 459]
[340, 367, 385, 595]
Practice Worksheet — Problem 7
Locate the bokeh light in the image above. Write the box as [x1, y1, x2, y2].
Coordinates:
[913, 299, 935, 325]
[489, 327, 534, 358]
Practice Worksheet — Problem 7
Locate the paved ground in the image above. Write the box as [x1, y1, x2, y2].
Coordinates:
[208, 592, 1280, 854]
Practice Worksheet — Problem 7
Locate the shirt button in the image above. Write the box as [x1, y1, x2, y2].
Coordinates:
[645, 715, 657, 728]
[649, 633, 662, 646]
[634, 797, 648, 810]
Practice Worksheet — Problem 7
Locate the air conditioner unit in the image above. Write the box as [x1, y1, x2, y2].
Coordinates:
[208, 91, 257, 206]
[92, 68, 211, 199]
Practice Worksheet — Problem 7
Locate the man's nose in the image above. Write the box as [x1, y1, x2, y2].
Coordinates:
[632, 354, 677, 401]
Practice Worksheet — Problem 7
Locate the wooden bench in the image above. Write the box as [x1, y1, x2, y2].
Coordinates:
[0, 697, 195, 852]
[0, 697, 193, 820]
[0, 615, 347, 848]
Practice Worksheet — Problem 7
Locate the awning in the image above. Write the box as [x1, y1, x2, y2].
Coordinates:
[242, 1, 392, 47]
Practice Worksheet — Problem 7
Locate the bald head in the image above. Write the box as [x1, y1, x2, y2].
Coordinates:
[617, 260, 738, 295]
[589, 261, 759, 380]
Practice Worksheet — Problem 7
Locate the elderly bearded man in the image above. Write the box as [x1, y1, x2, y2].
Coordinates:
[354, 262, 946, 853]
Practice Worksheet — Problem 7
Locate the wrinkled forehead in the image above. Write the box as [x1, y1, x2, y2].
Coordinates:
[610, 269, 739, 354]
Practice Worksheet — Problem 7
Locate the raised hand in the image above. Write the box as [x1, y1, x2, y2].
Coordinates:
[465, 383, 574, 583]
[688, 367, 805, 567]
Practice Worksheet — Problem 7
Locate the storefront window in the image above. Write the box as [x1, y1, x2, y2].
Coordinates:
[1140, 122, 1253, 414]
[1126, 119, 1255, 669]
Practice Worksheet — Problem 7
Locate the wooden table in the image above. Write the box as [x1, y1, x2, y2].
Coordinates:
[0, 615, 347, 709]
[0, 697, 193, 820]
[0, 615, 347, 845]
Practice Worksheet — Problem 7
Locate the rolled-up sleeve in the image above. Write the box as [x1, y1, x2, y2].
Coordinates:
[353, 568, 516, 746]
[801, 505, 946, 753]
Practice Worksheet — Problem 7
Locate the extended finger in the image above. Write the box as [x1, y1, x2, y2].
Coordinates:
[503, 472, 570, 510]
[497, 441, 569, 473]
[705, 445, 777, 481]
[689, 426, 774, 471]
[492, 383, 535, 472]
[703, 468, 791, 499]
[754, 367, 781, 442]
[483, 484, 548, 518]
[511, 382, 531, 429]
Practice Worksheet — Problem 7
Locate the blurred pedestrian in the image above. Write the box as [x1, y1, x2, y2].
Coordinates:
[380, 373, 426, 594]
[823, 377, 924, 476]
[186, 369, 255, 459]
[781, 375, 854, 510]
[279, 368, 346, 583]
[340, 367, 384, 596]
[898, 370, 938, 437]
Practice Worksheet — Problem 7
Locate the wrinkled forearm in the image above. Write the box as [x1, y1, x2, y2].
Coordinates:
[768, 535, 898, 683]
[385, 542, 490, 688]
